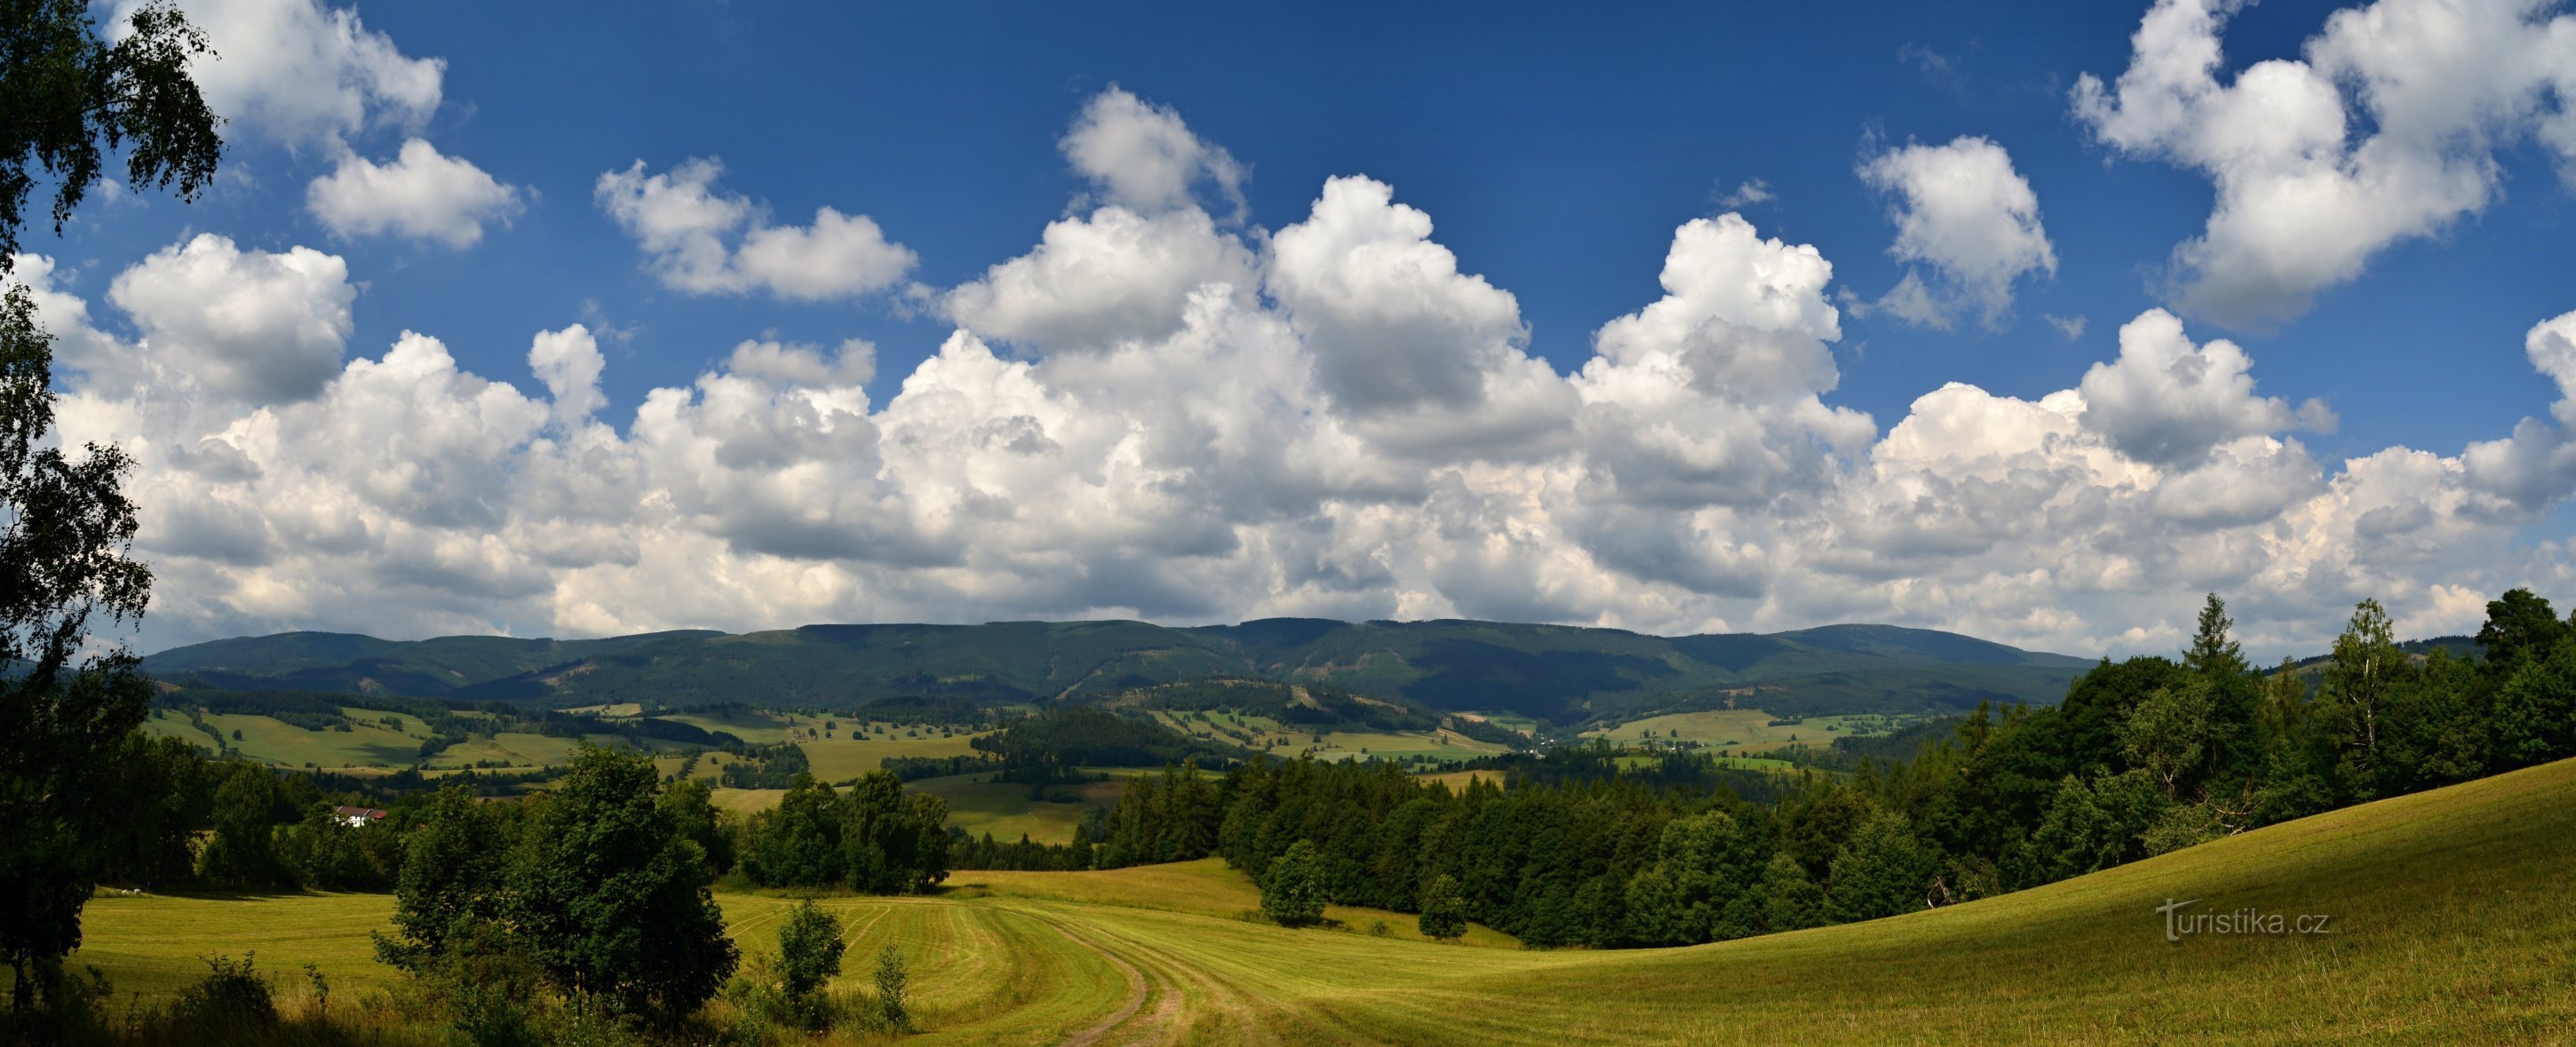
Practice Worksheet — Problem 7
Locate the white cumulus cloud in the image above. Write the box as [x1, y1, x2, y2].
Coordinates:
[596, 158, 918, 301]
[2076, 308, 2334, 465]
[119, 0, 442, 148]
[70, 234, 356, 405]
[306, 139, 524, 247]
[1857, 136, 2057, 329]
[1061, 86, 1245, 215]
[2075, 0, 2576, 328]
[35, 88, 2576, 663]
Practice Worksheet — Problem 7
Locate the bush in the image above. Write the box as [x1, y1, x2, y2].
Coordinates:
[777, 900, 846, 1005]
[1417, 873, 1467, 941]
[173, 953, 278, 1028]
[1260, 840, 1325, 927]
[872, 944, 911, 1033]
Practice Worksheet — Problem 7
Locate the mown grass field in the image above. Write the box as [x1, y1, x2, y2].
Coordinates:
[140, 710, 425, 770]
[1578, 709, 1919, 754]
[73, 757, 2576, 1043]
[799, 731, 992, 782]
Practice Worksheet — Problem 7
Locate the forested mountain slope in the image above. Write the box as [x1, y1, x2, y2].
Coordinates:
[144, 617, 2094, 720]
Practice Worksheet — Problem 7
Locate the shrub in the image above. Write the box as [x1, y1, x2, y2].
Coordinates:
[1417, 874, 1467, 941]
[872, 944, 910, 1033]
[173, 953, 278, 1028]
[1260, 840, 1325, 927]
[777, 900, 846, 1005]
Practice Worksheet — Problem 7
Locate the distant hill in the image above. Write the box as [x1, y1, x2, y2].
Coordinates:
[142, 618, 2098, 724]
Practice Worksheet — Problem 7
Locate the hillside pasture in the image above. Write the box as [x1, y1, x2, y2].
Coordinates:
[143, 710, 425, 769]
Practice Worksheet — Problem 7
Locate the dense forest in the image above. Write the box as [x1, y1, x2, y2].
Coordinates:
[1005, 591, 2576, 947]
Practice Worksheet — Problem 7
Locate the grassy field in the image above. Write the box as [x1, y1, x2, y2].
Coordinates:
[1579, 709, 1920, 754]
[70, 757, 2576, 1042]
[799, 731, 992, 782]
[140, 710, 426, 770]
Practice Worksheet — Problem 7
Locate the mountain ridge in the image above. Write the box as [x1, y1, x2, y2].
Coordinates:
[142, 617, 2097, 723]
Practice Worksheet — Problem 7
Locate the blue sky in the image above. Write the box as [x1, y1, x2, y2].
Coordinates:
[25, 0, 2576, 656]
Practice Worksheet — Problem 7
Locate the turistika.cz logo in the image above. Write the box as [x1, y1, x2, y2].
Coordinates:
[2156, 898, 2333, 941]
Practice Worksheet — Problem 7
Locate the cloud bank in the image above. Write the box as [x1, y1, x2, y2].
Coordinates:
[2076, 0, 2576, 328]
[26, 85, 2576, 661]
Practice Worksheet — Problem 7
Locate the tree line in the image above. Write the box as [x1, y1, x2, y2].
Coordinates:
[1013, 591, 2576, 948]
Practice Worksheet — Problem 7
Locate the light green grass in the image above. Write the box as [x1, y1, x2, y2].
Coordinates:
[68, 757, 2576, 1043]
[798, 731, 990, 782]
[195, 712, 425, 769]
[75, 891, 401, 1001]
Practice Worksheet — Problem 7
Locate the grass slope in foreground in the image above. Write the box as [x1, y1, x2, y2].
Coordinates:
[76, 757, 2576, 1043]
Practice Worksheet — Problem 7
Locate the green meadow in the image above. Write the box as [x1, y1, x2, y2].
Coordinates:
[70, 754, 2576, 1043]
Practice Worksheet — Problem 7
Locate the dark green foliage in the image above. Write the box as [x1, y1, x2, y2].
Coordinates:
[1825, 812, 1939, 923]
[275, 802, 394, 891]
[508, 746, 737, 1020]
[881, 753, 1003, 781]
[196, 763, 290, 887]
[1, 0, 223, 1011]
[0, 287, 160, 1005]
[738, 771, 950, 893]
[656, 778, 735, 876]
[950, 829, 1095, 871]
[1625, 810, 1772, 945]
[1416, 873, 1467, 940]
[718, 742, 809, 789]
[775, 900, 844, 1003]
[91, 731, 214, 884]
[2475, 588, 2564, 673]
[1757, 852, 1825, 932]
[0, 0, 223, 265]
[375, 785, 513, 972]
[171, 954, 277, 1029]
[2495, 643, 2576, 769]
[1443, 715, 1526, 747]
[1094, 760, 1220, 868]
[973, 707, 1244, 783]
[1260, 840, 1325, 927]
